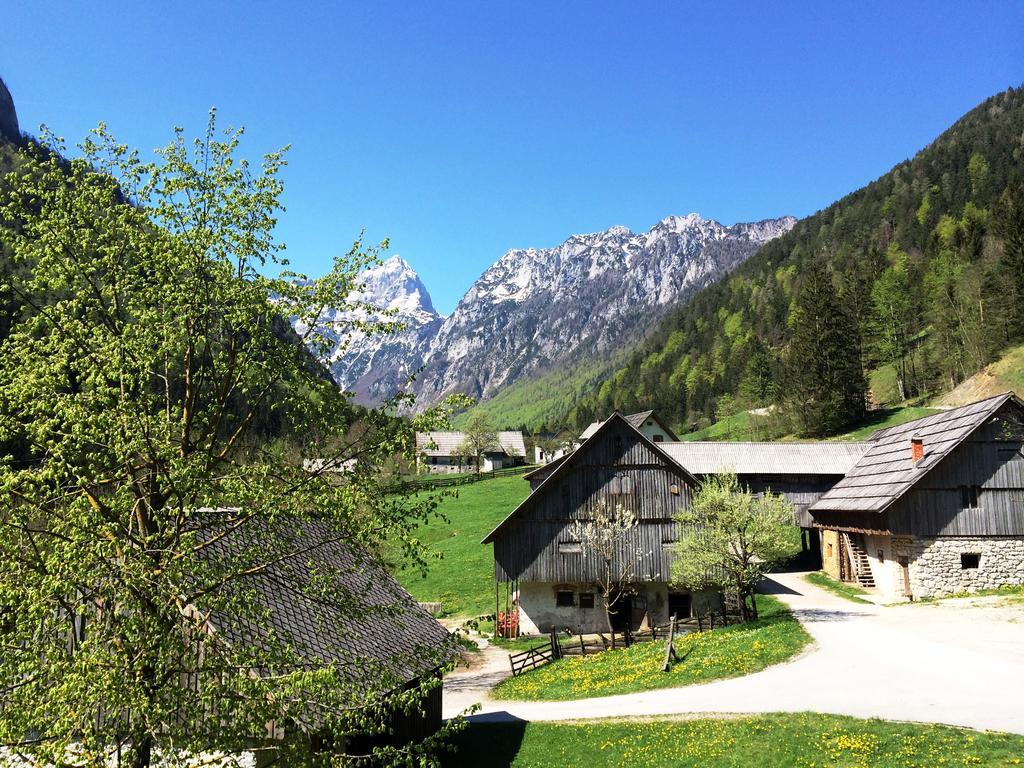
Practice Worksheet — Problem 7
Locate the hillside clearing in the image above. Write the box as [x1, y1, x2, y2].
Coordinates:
[443, 714, 1024, 767]
[390, 475, 530, 619]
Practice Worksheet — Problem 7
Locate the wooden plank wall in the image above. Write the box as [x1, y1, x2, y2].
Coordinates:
[890, 415, 1024, 536]
[494, 420, 692, 583]
[740, 474, 842, 528]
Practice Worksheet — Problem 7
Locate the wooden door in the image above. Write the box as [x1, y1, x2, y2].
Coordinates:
[899, 556, 912, 599]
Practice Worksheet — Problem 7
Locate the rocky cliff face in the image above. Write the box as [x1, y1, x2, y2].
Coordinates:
[413, 213, 795, 406]
[0, 78, 20, 142]
[297, 213, 794, 407]
[291, 256, 442, 403]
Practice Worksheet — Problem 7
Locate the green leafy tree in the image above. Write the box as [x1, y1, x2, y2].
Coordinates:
[784, 261, 866, 436]
[0, 118, 459, 766]
[672, 474, 799, 621]
[456, 410, 499, 473]
[871, 247, 917, 401]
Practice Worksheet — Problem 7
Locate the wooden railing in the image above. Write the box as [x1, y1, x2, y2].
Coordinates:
[388, 464, 537, 494]
[506, 609, 744, 676]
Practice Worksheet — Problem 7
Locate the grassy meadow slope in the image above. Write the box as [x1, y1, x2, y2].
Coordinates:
[452, 358, 616, 432]
[444, 714, 1024, 767]
[389, 475, 531, 619]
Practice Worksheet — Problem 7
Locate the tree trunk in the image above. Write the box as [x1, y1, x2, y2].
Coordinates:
[131, 733, 153, 768]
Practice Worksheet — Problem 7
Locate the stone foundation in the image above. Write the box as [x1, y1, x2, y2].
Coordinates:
[516, 581, 722, 634]
[907, 536, 1024, 598]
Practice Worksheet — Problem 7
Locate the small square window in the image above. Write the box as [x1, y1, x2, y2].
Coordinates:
[961, 553, 980, 570]
[579, 592, 595, 609]
[558, 541, 582, 554]
[653, 434, 664, 442]
[555, 590, 575, 607]
[959, 485, 981, 509]
[877, 550, 885, 564]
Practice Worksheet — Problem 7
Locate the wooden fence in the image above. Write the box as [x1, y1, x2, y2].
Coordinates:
[508, 630, 563, 676]
[389, 464, 537, 494]
[506, 607, 744, 676]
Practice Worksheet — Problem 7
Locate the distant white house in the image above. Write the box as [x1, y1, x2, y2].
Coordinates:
[416, 430, 527, 474]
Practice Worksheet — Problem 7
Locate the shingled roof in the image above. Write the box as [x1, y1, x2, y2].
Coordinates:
[579, 410, 679, 441]
[661, 441, 869, 476]
[416, 430, 526, 458]
[810, 393, 1019, 514]
[201, 515, 457, 692]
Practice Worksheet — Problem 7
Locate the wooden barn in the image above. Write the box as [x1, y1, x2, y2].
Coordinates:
[660, 441, 869, 566]
[482, 413, 708, 635]
[811, 392, 1024, 601]
[198, 516, 459, 759]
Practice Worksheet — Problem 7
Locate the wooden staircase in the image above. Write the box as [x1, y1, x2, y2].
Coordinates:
[844, 533, 876, 588]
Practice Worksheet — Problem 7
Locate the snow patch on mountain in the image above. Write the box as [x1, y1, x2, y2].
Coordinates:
[296, 214, 795, 408]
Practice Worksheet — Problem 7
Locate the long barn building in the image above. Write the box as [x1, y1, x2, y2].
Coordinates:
[483, 395, 1024, 634]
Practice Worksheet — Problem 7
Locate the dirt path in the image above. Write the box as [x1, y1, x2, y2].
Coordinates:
[446, 572, 1024, 734]
[443, 638, 515, 717]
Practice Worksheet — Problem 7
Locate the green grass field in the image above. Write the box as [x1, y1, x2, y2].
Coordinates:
[492, 594, 810, 701]
[804, 571, 873, 604]
[391, 475, 531, 619]
[443, 714, 1024, 767]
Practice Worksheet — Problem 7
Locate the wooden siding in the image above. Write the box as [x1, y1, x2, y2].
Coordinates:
[739, 474, 841, 528]
[889, 429, 1024, 536]
[493, 419, 692, 583]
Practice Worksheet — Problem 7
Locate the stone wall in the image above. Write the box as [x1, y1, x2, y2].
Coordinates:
[907, 536, 1024, 598]
[819, 529, 841, 580]
[517, 581, 722, 634]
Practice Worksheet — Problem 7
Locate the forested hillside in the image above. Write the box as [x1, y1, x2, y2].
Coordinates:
[571, 86, 1024, 436]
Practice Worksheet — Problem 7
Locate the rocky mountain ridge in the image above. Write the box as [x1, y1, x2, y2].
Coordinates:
[298, 213, 795, 409]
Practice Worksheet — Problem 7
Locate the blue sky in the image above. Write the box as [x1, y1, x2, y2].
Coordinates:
[3, 2, 1023, 313]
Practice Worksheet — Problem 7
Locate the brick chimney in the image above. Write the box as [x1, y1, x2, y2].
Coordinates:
[911, 435, 924, 464]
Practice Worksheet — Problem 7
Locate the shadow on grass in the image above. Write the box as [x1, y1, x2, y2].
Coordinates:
[443, 715, 528, 767]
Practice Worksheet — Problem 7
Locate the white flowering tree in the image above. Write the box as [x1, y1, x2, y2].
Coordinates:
[570, 500, 648, 637]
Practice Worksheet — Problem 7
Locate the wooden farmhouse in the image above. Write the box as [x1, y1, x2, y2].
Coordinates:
[416, 430, 526, 474]
[483, 413, 705, 635]
[811, 393, 1024, 601]
[483, 395, 1024, 634]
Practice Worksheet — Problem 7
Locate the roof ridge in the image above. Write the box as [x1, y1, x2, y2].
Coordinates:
[869, 393, 1014, 440]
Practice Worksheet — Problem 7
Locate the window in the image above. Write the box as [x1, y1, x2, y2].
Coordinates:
[959, 485, 981, 509]
[579, 592, 595, 609]
[608, 473, 633, 496]
[653, 434, 664, 443]
[555, 590, 575, 607]
[961, 553, 980, 570]
[668, 592, 692, 619]
[826, 542, 834, 558]
[877, 550, 885, 564]
[558, 541, 582, 554]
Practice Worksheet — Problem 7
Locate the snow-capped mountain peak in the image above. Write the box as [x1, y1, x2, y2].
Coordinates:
[354, 255, 441, 322]
[295, 212, 795, 408]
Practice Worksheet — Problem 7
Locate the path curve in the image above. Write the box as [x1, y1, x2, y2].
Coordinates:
[444, 571, 1024, 734]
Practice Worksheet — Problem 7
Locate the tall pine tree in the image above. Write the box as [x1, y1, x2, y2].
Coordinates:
[784, 260, 866, 436]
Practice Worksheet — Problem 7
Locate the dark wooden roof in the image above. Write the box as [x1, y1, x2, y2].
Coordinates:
[481, 412, 698, 544]
[201, 515, 457, 688]
[810, 393, 1021, 514]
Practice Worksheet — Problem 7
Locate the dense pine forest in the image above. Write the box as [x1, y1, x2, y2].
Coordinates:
[569, 86, 1024, 437]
